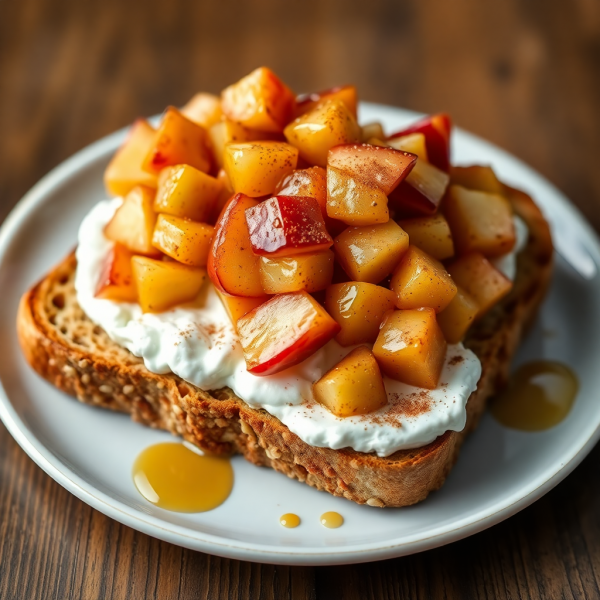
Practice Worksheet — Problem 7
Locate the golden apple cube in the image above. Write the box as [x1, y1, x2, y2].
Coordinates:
[360, 122, 385, 142]
[444, 184, 516, 257]
[209, 118, 273, 169]
[450, 165, 504, 195]
[437, 285, 479, 343]
[387, 132, 429, 161]
[390, 245, 457, 312]
[397, 214, 455, 260]
[181, 93, 223, 128]
[104, 186, 159, 256]
[152, 214, 214, 267]
[154, 164, 221, 222]
[373, 308, 447, 389]
[95, 243, 138, 303]
[215, 289, 268, 330]
[334, 220, 409, 283]
[259, 250, 334, 294]
[325, 281, 396, 346]
[131, 256, 206, 313]
[294, 85, 358, 119]
[223, 141, 299, 197]
[104, 119, 158, 197]
[313, 346, 388, 417]
[283, 99, 361, 167]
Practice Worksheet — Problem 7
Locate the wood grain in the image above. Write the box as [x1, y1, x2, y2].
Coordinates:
[1, 0, 600, 598]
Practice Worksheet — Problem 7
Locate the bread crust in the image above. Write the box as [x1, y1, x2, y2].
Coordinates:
[16, 187, 552, 507]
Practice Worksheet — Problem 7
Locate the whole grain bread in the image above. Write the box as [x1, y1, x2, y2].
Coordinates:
[16, 185, 553, 508]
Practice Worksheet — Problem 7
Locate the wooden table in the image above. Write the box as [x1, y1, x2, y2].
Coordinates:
[1, 0, 600, 597]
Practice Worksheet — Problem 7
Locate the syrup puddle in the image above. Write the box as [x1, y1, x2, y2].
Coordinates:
[490, 361, 578, 431]
[133, 442, 233, 512]
[320, 511, 344, 528]
[280, 513, 301, 528]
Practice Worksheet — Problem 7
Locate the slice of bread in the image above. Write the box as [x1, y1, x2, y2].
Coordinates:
[16, 186, 553, 508]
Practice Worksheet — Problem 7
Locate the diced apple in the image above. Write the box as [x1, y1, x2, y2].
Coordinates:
[437, 285, 479, 343]
[237, 291, 340, 375]
[388, 113, 452, 171]
[390, 245, 457, 312]
[444, 184, 515, 257]
[373, 308, 447, 389]
[387, 132, 429, 161]
[104, 119, 158, 196]
[208, 193, 264, 297]
[215, 289, 268, 329]
[275, 166, 327, 212]
[143, 107, 212, 175]
[221, 67, 295, 133]
[325, 282, 396, 346]
[284, 99, 361, 167]
[95, 243, 138, 302]
[212, 168, 235, 221]
[104, 186, 159, 256]
[450, 165, 504, 194]
[447, 252, 512, 316]
[223, 141, 299, 198]
[313, 346, 388, 417]
[131, 256, 206, 313]
[334, 220, 409, 283]
[360, 122, 385, 142]
[154, 164, 220, 222]
[294, 85, 358, 119]
[245, 195, 332, 256]
[259, 250, 334, 294]
[397, 214, 454, 260]
[181, 93, 223, 128]
[152, 214, 214, 267]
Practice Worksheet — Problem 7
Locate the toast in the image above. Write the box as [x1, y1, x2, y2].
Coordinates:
[16, 186, 553, 508]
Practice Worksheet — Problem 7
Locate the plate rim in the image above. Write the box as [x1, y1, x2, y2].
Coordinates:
[1, 102, 600, 565]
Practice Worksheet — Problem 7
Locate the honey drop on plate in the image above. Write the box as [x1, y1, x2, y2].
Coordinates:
[320, 511, 344, 528]
[133, 442, 233, 512]
[280, 513, 301, 528]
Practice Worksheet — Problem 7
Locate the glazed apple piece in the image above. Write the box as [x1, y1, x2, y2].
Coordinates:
[181, 93, 223, 128]
[95, 243, 138, 302]
[215, 289, 268, 330]
[131, 257, 207, 313]
[397, 214, 454, 260]
[104, 186, 159, 256]
[259, 250, 334, 294]
[245, 195, 332, 256]
[237, 291, 340, 375]
[450, 165, 504, 195]
[313, 346, 388, 417]
[208, 193, 264, 297]
[325, 282, 396, 346]
[437, 285, 479, 343]
[104, 119, 158, 196]
[390, 245, 457, 312]
[388, 113, 452, 171]
[143, 107, 212, 175]
[223, 141, 299, 198]
[275, 166, 327, 214]
[360, 122, 385, 142]
[386, 132, 429, 161]
[447, 252, 512, 317]
[294, 85, 358, 119]
[154, 164, 221, 222]
[212, 168, 235, 221]
[444, 184, 515, 257]
[221, 67, 295, 133]
[373, 308, 447, 389]
[284, 99, 361, 167]
[152, 215, 214, 267]
[334, 220, 409, 283]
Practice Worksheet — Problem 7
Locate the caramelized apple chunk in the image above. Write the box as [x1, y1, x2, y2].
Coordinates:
[237, 291, 340, 375]
[450, 165, 504, 195]
[143, 107, 212, 175]
[245, 196, 332, 256]
[397, 214, 454, 260]
[152, 215, 214, 267]
[104, 186, 159, 256]
[181, 93, 223, 128]
[390, 245, 457, 312]
[334, 220, 409, 283]
[360, 122, 385, 142]
[284, 99, 361, 167]
[259, 250, 334, 293]
[437, 285, 479, 343]
[325, 282, 396, 346]
[295, 85, 358, 119]
[275, 166, 327, 213]
[223, 141, 299, 198]
[313, 346, 388, 417]
[154, 164, 221, 222]
[104, 120, 158, 196]
[444, 184, 515, 257]
[131, 256, 206, 313]
[373, 308, 447, 389]
[221, 67, 295, 133]
[386, 132, 428, 161]
[95, 243, 137, 302]
[215, 289, 268, 330]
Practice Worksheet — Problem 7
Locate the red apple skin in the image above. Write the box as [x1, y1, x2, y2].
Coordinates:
[388, 114, 452, 172]
[237, 291, 340, 376]
[245, 196, 333, 257]
[389, 180, 439, 218]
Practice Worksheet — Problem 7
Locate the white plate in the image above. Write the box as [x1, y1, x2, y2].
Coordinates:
[1, 103, 600, 566]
